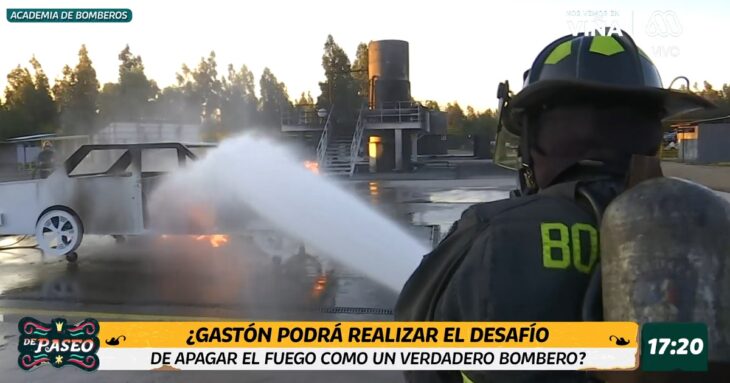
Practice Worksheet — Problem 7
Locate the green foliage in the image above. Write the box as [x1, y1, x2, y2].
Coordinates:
[296, 91, 315, 106]
[12, 44, 730, 145]
[155, 86, 198, 123]
[352, 42, 369, 101]
[445, 102, 465, 135]
[0, 56, 57, 139]
[423, 100, 441, 111]
[692, 81, 730, 107]
[53, 45, 100, 135]
[99, 45, 159, 124]
[444, 101, 498, 149]
[259, 67, 293, 129]
[176, 51, 223, 126]
[29, 57, 58, 134]
[317, 35, 361, 120]
[221, 64, 259, 132]
[52, 65, 74, 111]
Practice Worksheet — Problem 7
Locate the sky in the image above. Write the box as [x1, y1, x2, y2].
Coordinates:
[1, 0, 729, 110]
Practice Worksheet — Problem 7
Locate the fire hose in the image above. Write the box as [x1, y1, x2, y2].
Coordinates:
[0, 235, 39, 250]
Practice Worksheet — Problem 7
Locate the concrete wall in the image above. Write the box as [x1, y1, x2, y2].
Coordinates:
[94, 122, 202, 144]
[679, 123, 730, 164]
[697, 123, 730, 163]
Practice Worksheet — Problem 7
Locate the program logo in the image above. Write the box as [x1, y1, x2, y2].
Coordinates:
[18, 317, 100, 371]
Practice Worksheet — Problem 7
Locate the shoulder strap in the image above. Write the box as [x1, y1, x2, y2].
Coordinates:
[539, 177, 621, 221]
[538, 180, 580, 199]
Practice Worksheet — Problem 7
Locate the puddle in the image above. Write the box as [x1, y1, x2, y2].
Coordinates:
[427, 189, 509, 203]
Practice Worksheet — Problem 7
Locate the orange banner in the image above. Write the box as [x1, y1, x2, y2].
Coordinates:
[99, 321, 638, 349]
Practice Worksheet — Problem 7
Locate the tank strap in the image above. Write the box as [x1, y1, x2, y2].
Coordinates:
[538, 180, 581, 200]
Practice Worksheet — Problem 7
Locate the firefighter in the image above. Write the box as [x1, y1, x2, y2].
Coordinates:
[395, 32, 713, 383]
[36, 140, 56, 178]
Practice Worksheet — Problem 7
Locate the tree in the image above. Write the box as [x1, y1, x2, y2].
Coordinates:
[444, 102, 499, 150]
[52, 65, 74, 111]
[220, 64, 259, 132]
[296, 91, 315, 106]
[99, 45, 159, 124]
[423, 100, 441, 111]
[176, 51, 223, 129]
[463, 106, 479, 136]
[479, 109, 499, 140]
[155, 86, 199, 124]
[53, 45, 100, 134]
[693, 81, 730, 107]
[445, 102, 466, 135]
[28, 57, 57, 134]
[0, 57, 57, 139]
[317, 35, 361, 119]
[259, 67, 293, 129]
[467, 108, 498, 139]
[351, 42, 369, 101]
[1, 66, 36, 139]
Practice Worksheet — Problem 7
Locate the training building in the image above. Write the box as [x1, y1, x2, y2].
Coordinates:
[666, 108, 730, 164]
[282, 40, 448, 176]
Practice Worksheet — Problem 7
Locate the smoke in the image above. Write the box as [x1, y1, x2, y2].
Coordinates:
[148, 134, 427, 291]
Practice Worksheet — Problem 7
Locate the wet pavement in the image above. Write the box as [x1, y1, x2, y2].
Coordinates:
[0, 167, 515, 382]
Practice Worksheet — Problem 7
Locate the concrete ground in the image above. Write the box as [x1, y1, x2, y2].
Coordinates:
[2, 158, 726, 382]
[662, 161, 730, 192]
[0, 163, 515, 382]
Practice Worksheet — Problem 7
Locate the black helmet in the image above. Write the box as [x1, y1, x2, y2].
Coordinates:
[508, 32, 712, 133]
[495, 31, 713, 195]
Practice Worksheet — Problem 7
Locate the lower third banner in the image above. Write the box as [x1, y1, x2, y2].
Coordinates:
[93, 321, 639, 371]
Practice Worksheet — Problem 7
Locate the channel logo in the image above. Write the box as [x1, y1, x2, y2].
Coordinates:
[17, 317, 100, 371]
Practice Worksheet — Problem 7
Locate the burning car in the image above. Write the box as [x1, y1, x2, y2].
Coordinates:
[0, 142, 213, 261]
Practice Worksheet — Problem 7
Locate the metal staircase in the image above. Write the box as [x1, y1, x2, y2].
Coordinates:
[349, 105, 367, 175]
[322, 137, 355, 176]
[315, 107, 333, 171]
[317, 105, 367, 177]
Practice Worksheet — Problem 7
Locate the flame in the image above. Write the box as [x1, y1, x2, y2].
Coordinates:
[159, 234, 229, 248]
[194, 234, 229, 248]
[312, 274, 328, 297]
[304, 161, 319, 174]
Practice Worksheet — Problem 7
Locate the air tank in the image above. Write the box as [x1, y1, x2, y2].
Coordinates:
[368, 40, 411, 108]
[601, 177, 730, 362]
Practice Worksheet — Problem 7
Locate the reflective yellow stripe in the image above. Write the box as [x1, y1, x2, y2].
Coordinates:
[461, 372, 475, 383]
[544, 40, 572, 64]
[589, 36, 624, 56]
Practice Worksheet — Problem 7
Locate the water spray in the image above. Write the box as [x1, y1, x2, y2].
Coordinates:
[149, 134, 427, 291]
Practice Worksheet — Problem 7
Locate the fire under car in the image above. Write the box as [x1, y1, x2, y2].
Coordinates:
[0, 142, 215, 261]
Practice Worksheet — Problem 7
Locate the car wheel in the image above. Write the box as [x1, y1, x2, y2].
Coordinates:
[35, 209, 84, 258]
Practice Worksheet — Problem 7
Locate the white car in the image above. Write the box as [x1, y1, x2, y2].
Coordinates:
[0, 143, 212, 261]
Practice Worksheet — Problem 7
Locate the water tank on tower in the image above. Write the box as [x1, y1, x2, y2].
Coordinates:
[368, 40, 411, 109]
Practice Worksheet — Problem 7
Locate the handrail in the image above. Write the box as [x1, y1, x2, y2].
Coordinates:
[349, 104, 367, 176]
[316, 106, 334, 168]
[365, 102, 422, 124]
[282, 107, 322, 127]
